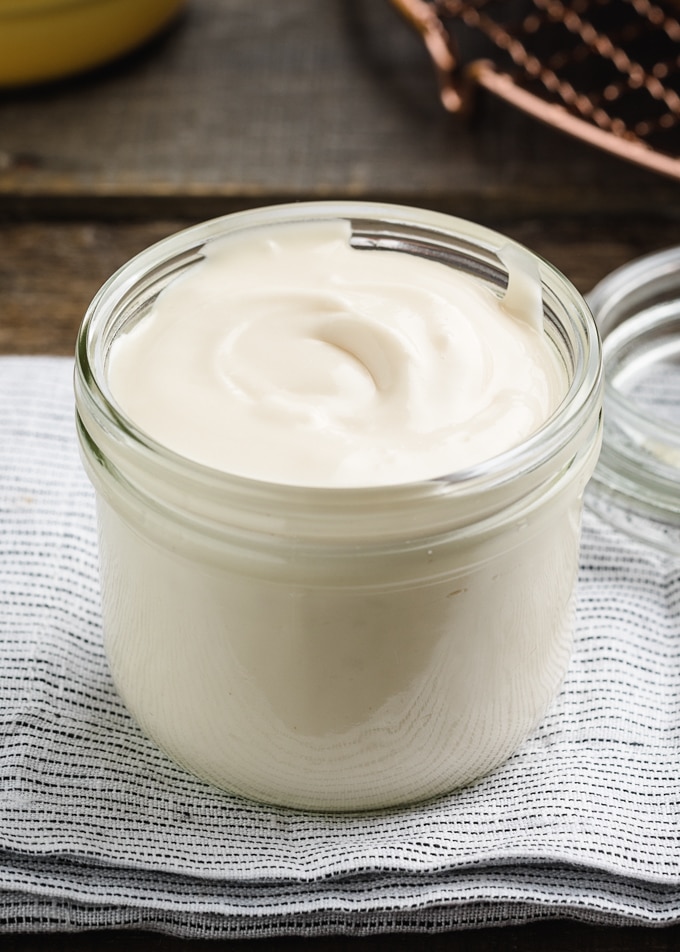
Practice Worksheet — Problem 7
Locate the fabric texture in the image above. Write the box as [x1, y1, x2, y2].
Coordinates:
[0, 355, 679, 937]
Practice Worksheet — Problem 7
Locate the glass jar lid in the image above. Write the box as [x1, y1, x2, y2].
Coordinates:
[586, 246, 680, 556]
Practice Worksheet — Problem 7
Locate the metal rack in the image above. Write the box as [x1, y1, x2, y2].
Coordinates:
[391, 0, 680, 179]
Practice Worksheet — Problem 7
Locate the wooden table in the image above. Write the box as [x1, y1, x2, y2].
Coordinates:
[2, 0, 680, 948]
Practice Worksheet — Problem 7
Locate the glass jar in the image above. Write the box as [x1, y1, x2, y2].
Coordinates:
[586, 246, 680, 557]
[74, 201, 603, 811]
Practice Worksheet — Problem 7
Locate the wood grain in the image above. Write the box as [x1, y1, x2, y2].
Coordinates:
[1, 216, 676, 356]
[0, 0, 679, 220]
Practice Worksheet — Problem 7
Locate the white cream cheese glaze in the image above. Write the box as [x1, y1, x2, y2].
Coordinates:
[107, 220, 565, 487]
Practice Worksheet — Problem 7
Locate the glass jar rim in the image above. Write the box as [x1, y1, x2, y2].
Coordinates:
[75, 201, 602, 536]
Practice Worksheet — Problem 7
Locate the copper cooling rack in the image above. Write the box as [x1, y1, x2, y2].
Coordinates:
[390, 0, 680, 179]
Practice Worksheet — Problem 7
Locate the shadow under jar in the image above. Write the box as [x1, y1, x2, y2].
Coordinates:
[74, 202, 602, 811]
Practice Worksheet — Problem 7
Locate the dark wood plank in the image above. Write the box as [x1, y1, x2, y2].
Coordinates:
[0, 221, 175, 354]
[0, 0, 679, 220]
[1, 216, 676, 356]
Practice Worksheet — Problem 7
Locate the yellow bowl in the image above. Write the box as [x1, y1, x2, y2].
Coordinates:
[0, 0, 186, 87]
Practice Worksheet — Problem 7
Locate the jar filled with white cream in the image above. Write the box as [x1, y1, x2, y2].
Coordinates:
[75, 202, 603, 811]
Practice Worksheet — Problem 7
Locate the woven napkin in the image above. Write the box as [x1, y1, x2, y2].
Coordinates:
[1, 355, 679, 938]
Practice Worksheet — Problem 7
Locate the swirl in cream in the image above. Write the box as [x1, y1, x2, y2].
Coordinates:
[107, 220, 565, 487]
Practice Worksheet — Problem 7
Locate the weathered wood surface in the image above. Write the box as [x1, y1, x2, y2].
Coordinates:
[0, 0, 679, 219]
[2, 217, 678, 355]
